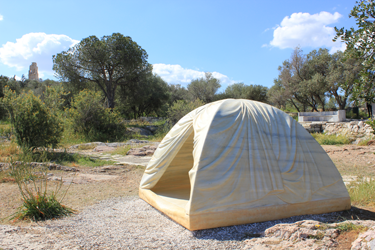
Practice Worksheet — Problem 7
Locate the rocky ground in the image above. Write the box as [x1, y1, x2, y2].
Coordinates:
[1, 142, 375, 249]
[1, 197, 374, 250]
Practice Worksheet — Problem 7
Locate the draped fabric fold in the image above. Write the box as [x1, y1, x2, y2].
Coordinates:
[140, 99, 349, 218]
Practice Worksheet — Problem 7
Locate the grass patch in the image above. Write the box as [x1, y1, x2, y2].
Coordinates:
[59, 128, 88, 148]
[312, 133, 352, 145]
[110, 145, 132, 155]
[335, 222, 368, 233]
[28, 151, 115, 167]
[0, 142, 20, 162]
[77, 144, 97, 150]
[357, 138, 373, 146]
[347, 178, 375, 207]
[307, 231, 325, 240]
[74, 155, 115, 167]
[0, 169, 15, 183]
[0, 123, 12, 139]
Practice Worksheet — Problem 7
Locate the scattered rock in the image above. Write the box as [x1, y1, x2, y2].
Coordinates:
[301, 121, 375, 144]
[46, 163, 78, 172]
[93, 145, 116, 152]
[126, 139, 150, 144]
[106, 142, 127, 147]
[93, 165, 121, 172]
[69, 142, 106, 149]
[127, 145, 157, 156]
[0, 162, 78, 172]
[244, 220, 375, 250]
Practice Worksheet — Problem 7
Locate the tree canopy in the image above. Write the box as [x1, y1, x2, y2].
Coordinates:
[187, 72, 221, 103]
[273, 47, 361, 112]
[53, 33, 148, 108]
[216, 83, 268, 103]
[334, 0, 375, 103]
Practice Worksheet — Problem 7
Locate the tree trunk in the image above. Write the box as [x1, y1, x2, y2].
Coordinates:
[289, 99, 300, 112]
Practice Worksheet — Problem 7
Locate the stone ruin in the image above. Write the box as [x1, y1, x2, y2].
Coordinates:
[28, 62, 39, 81]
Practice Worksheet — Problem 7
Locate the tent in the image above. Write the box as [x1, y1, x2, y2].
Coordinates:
[139, 99, 350, 230]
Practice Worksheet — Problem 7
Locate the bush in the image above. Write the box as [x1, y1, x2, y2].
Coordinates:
[161, 99, 205, 133]
[9, 157, 74, 222]
[2, 87, 63, 150]
[167, 99, 205, 125]
[366, 118, 375, 135]
[68, 90, 126, 142]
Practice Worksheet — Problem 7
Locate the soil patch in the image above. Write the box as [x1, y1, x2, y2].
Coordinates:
[322, 145, 375, 177]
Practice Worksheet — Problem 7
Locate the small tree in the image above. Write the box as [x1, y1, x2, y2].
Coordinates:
[68, 90, 125, 141]
[166, 99, 205, 125]
[187, 72, 221, 103]
[2, 87, 63, 150]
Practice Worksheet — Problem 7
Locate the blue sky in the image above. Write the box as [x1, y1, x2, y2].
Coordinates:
[0, 0, 358, 92]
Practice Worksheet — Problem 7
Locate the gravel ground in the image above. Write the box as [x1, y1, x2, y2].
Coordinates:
[0, 197, 345, 249]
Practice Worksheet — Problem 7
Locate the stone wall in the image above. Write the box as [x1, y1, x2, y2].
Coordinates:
[300, 121, 374, 144]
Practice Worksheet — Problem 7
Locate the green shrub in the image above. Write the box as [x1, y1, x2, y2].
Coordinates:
[161, 99, 204, 133]
[166, 99, 205, 125]
[68, 90, 126, 142]
[2, 87, 63, 150]
[366, 119, 375, 135]
[311, 133, 352, 145]
[335, 222, 368, 233]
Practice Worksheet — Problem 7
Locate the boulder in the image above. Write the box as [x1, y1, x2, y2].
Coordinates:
[351, 226, 375, 250]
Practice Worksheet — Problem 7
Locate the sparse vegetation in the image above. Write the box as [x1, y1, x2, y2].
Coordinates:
[347, 178, 375, 207]
[311, 133, 352, 145]
[8, 155, 74, 222]
[335, 222, 368, 233]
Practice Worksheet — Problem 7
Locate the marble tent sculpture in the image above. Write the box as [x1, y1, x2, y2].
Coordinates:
[139, 99, 350, 230]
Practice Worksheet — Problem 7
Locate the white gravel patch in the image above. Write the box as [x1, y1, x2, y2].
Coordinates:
[0, 197, 344, 249]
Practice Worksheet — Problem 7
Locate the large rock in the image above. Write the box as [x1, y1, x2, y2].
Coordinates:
[244, 220, 375, 250]
[351, 226, 375, 250]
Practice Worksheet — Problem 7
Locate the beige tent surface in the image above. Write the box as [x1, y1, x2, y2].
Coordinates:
[139, 99, 350, 230]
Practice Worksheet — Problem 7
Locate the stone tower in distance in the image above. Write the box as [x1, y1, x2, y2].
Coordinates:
[28, 62, 39, 81]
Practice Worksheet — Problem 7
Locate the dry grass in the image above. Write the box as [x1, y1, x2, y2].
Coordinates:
[312, 133, 353, 145]
[77, 144, 98, 150]
[0, 142, 20, 162]
[0, 165, 144, 225]
[332, 158, 375, 177]
[110, 145, 133, 155]
[348, 178, 375, 207]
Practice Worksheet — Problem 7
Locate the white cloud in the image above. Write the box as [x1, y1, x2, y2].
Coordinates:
[153, 63, 236, 88]
[0, 32, 78, 75]
[0, 14, 3, 21]
[267, 11, 345, 53]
